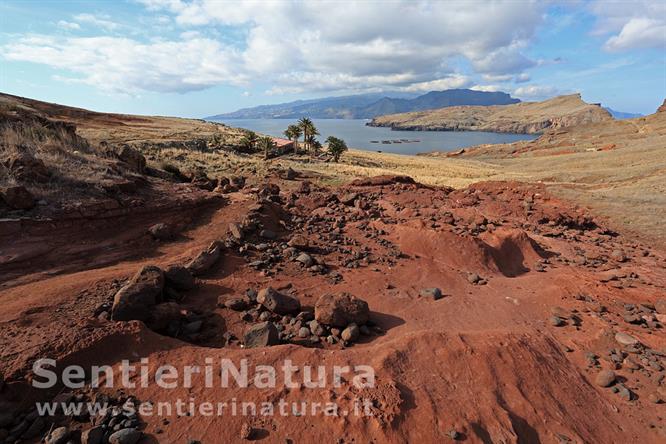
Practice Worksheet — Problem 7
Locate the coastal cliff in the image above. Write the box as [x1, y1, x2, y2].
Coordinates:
[367, 94, 613, 134]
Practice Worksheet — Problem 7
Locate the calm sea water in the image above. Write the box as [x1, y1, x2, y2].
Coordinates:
[211, 118, 536, 155]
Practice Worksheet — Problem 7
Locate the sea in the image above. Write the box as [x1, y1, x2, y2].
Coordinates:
[210, 118, 537, 155]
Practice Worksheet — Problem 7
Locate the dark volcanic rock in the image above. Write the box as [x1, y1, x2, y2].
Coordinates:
[1, 185, 36, 210]
[244, 322, 280, 348]
[315, 293, 370, 328]
[164, 265, 196, 291]
[257, 287, 300, 315]
[112, 266, 164, 321]
[187, 241, 223, 276]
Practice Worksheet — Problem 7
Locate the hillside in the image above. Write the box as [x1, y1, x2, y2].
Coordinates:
[207, 88, 520, 119]
[368, 94, 613, 134]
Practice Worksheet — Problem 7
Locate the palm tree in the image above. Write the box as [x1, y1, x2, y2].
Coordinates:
[298, 117, 317, 153]
[326, 136, 348, 162]
[257, 136, 276, 160]
[239, 130, 258, 153]
[288, 124, 302, 152]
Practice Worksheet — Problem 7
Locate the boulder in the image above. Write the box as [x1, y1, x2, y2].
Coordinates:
[315, 293, 370, 328]
[115, 145, 146, 173]
[258, 287, 300, 315]
[4, 152, 50, 182]
[243, 322, 280, 348]
[112, 266, 164, 322]
[287, 234, 309, 250]
[146, 302, 181, 332]
[339, 192, 358, 205]
[164, 265, 195, 291]
[148, 223, 173, 240]
[1, 185, 36, 210]
[187, 241, 223, 276]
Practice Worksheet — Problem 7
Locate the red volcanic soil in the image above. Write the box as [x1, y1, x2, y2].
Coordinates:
[1, 175, 666, 443]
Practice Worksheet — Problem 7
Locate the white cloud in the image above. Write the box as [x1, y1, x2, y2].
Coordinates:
[73, 13, 121, 31]
[604, 18, 666, 52]
[57, 21, 80, 31]
[5, 0, 546, 95]
[590, 0, 666, 52]
[513, 85, 569, 101]
[1, 35, 247, 94]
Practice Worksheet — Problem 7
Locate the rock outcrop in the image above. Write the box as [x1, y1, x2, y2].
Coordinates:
[367, 94, 612, 134]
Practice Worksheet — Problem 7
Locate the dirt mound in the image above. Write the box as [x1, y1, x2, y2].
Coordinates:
[2, 175, 666, 443]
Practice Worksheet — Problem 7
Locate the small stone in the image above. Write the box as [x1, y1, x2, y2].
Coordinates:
[243, 322, 280, 348]
[81, 426, 105, 444]
[240, 423, 254, 440]
[595, 370, 616, 387]
[229, 223, 244, 240]
[260, 229, 276, 240]
[419, 288, 442, 300]
[148, 223, 173, 240]
[549, 316, 565, 327]
[224, 296, 250, 311]
[45, 427, 70, 444]
[341, 323, 360, 342]
[298, 327, 310, 338]
[615, 332, 640, 346]
[108, 428, 142, 444]
[467, 273, 481, 284]
[296, 253, 315, 267]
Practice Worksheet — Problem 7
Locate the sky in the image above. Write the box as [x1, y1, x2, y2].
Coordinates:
[0, 0, 664, 117]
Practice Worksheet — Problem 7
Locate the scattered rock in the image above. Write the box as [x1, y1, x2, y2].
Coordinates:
[115, 145, 146, 173]
[224, 296, 250, 311]
[655, 298, 666, 315]
[81, 426, 105, 444]
[229, 223, 244, 240]
[187, 241, 224, 276]
[112, 266, 164, 322]
[1, 185, 35, 210]
[164, 265, 195, 291]
[260, 229, 276, 240]
[420, 287, 442, 300]
[148, 223, 173, 240]
[467, 273, 481, 284]
[341, 323, 360, 342]
[240, 423, 254, 440]
[287, 234, 309, 250]
[296, 253, 315, 267]
[315, 293, 370, 328]
[146, 302, 181, 332]
[108, 428, 142, 444]
[549, 316, 565, 327]
[258, 287, 300, 315]
[45, 427, 70, 444]
[615, 332, 640, 346]
[244, 322, 280, 348]
[595, 370, 616, 387]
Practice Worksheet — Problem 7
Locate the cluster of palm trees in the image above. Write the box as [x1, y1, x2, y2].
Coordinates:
[284, 117, 321, 154]
[237, 117, 348, 162]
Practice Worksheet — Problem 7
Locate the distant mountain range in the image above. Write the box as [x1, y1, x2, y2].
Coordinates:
[206, 89, 521, 120]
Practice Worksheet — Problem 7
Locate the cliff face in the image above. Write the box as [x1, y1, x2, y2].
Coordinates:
[367, 94, 613, 134]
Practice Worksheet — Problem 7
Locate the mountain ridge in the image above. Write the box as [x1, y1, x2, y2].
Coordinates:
[207, 89, 520, 120]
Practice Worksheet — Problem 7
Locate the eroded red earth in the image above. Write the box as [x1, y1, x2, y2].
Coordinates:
[1, 175, 665, 443]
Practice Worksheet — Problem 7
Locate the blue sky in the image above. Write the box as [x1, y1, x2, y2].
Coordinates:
[0, 0, 664, 117]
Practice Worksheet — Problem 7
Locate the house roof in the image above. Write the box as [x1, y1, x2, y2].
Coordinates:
[271, 137, 294, 147]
